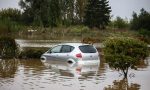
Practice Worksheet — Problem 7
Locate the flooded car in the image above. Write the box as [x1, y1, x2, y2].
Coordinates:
[40, 43, 100, 64]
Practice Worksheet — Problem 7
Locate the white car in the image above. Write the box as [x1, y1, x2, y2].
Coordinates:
[40, 43, 100, 64]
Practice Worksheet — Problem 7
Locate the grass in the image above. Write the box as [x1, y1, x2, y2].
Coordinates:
[10, 25, 140, 42]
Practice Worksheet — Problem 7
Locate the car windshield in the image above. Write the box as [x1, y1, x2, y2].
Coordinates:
[79, 45, 96, 53]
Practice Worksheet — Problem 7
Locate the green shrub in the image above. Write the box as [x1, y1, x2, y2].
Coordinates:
[0, 36, 19, 58]
[104, 37, 149, 78]
[69, 25, 89, 35]
[0, 18, 24, 34]
[0, 19, 11, 34]
[138, 29, 150, 43]
[112, 16, 129, 29]
[19, 48, 46, 59]
[138, 29, 150, 37]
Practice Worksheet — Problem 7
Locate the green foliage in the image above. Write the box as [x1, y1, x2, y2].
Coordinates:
[32, 15, 43, 27]
[139, 29, 150, 37]
[112, 16, 129, 29]
[76, 0, 87, 23]
[0, 8, 21, 22]
[19, 0, 88, 27]
[60, 0, 75, 25]
[0, 37, 19, 58]
[19, 0, 52, 27]
[70, 25, 89, 33]
[0, 19, 10, 34]
[130, 8, 150, 30]
[0, 18, 24, 33]
[130, 9, 150, 43]
[19, 48, 46, 59]
[84, 0, 111, 29]
[138, 29, 150, 43]
[0, 8, 24, 33]
[18, 0, 112, 28]
[104, 37, 149, 78]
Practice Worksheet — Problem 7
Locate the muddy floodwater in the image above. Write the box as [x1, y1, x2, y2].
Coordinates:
[0, 57, 150, 90]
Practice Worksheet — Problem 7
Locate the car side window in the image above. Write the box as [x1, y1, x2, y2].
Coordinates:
[61, 45, 74, 53]
[50, 45, 62, 53]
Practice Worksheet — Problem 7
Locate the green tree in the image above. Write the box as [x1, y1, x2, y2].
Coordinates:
[113, 16, 129, 29]
[130, 8, 150, 30]
[49, 0, 61, 27]
[19, 0, 61, 27]
[19, 0, 90, 26]
[75, 0, 87, 23]
[84, 0, 111, 29]
[0, 8, 21, 22]
[130, 9, 150, 43]
[32, 15, 43, 27]
[104, 37, 149, 78]
[59, 0, 75, 26]
[0, 8, 23, 33]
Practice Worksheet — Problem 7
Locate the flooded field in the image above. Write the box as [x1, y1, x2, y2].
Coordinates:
[0, 57, 150, 90]
[0, 38, 149, 90]
[15, 39, 103, 49]
[15, 39, 80, 48]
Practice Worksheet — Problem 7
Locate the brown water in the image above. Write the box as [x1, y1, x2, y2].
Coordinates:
[0, 57, 150, 90]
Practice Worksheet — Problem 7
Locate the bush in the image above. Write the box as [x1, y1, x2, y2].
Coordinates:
[19, 48, 46, 59]
[69, 25, 89, 35]
[112, 16, 129, 29]
[0, 36, 19, 58]
[138, 29, 150, 37]
[104, 37, 149, 78]
[0, 19, 11, 34]
[0, 18, 24, 34]
[138, 29, 150, 43]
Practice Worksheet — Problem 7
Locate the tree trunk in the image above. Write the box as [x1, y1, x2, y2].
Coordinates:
[122, 68, 128, 79]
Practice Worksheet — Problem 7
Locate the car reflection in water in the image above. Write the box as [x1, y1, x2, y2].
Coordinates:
[41, 59, 100, 78]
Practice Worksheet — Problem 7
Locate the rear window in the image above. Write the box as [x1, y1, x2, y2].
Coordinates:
[79, 45, 96, 53]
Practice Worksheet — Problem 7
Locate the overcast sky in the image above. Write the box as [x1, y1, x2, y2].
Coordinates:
[0, 0, 150, 19]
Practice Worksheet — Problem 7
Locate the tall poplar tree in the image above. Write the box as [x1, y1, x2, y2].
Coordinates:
[84, 0, 111, 29]
[76, 0, 87, 23]
[19, 0, 61, 27]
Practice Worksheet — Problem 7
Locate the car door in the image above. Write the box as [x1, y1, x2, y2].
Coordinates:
[58, 45, 75, 60]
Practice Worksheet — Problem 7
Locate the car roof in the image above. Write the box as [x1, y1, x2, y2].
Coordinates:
[58, 43, 91, 47]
